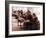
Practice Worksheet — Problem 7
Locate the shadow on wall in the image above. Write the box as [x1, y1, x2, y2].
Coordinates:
[7, 37, 21, 38]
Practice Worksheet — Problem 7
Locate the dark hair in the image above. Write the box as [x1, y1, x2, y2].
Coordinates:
[13, 11, 16, 13]
[12, 14, 16, 17]
[12, 14, 18, 19]
[33, 13, 36, 16]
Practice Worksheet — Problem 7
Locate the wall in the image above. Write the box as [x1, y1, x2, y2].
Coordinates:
[0, 0, 46, 38]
